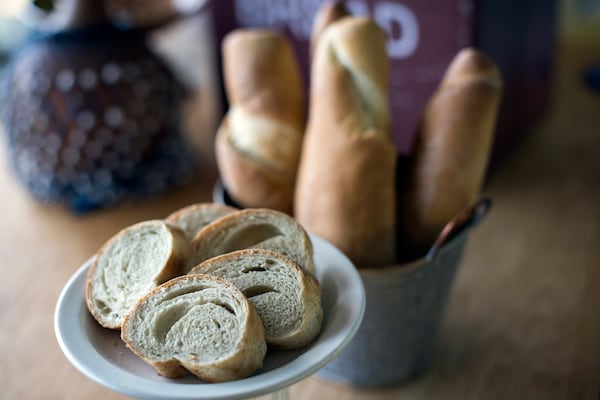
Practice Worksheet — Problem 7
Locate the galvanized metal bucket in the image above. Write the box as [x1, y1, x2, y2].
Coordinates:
[317, 198, 491, 386]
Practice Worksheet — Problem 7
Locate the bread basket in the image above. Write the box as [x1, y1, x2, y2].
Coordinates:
[317, 198, 491, 386]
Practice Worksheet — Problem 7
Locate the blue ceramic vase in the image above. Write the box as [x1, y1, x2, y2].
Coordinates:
[1, 1, 197, 212]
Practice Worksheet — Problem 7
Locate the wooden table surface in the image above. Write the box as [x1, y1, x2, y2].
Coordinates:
[1, 26, 599, 400]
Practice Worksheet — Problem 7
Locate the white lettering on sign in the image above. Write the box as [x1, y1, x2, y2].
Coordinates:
[234, 0, 322, 39]
[233, 0, 419, 59]
[346, 1, 370, 16]
[346, 1, 420, 59]
[373, 2, 419, 59]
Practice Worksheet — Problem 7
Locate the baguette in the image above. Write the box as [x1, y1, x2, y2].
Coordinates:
[294, 17, 397, 268]
[188, 208, 314, 273]
[121, 274, 267, 382]
[85, 220, 191, 329]
[398, 48, 502, 261]
[165, 202, 237, 240]
[189, 249, 322, 349]
[215, 29, 305, 214]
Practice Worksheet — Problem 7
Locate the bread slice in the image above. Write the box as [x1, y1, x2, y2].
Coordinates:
[188, 208, 315, 273]
[165, 202, 237, 240]
[121, 274, 267, 382]
[189, 249, 322, 349]
[85, 220, 191, 329]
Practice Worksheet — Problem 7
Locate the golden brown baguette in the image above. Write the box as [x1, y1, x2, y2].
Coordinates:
[215, 29, 305, 214]
[397, 48, 502, 262]
[294, 17, 397, 269]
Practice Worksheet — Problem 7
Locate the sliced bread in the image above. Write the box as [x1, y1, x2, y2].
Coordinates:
[189, 249, 322, 349]
[121, 274, 267, 382]
[165, 202, 237, 240]
[85, 220, 191, 329]
[188, 208, 315, 273]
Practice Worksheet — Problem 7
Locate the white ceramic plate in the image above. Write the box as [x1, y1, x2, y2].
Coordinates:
[54, 234, 365, 400]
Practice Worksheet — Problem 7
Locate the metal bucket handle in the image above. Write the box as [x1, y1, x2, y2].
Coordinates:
[425, 197, 492, 261]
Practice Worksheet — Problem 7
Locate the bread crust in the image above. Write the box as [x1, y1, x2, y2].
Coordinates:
[294, 17, 397, 268]
[215, 119, 295, 212]
[189, 249, 323, 349]
[165, 202, 237, 240]
[215, 29, 305, 214]
[121, 274, 266, 382]
[85, 220, 190, 329]
[189, 208, 315, 273]
[310, 1, 349, 59]
[398, 48, 502, 261]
